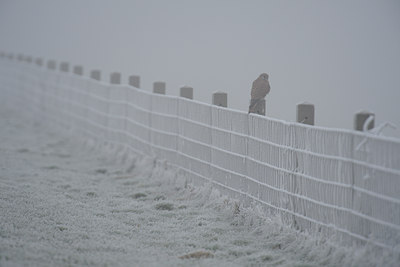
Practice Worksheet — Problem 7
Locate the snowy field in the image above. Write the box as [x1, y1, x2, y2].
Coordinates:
[0, 96, 397, 266]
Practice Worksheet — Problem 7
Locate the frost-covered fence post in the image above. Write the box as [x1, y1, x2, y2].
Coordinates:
[153, 81, 166, 94]
[90, 70, 101, 81]
[129, 75, 140, 88]
[60, 62, 69, 72]
[296, 102, 314, 125]
[35, 58, 43, 66]
[25, 56, 32, 64]
[7, 54, 14, 60]
[180, 86, 193, 100]
[354, 111, 374, 131]
[110, 72, 121, 84]
[212, 91, 227, 107]
[47, 60, 56, 70]
[73, 65, 83, 76]
[17, 54, 24, 61]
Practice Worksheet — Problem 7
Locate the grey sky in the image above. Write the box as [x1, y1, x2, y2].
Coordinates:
[1, 0, 399, 137]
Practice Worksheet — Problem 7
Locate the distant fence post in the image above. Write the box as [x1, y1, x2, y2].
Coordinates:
[153, 81, 166, 94]
[128, 75, 140, 88]
[0, 52, 4, 59]
[180, 86, 193, 100]
[7, 54, 14, 60]
[17, 54, 24, 61]
[297, 102, 314, 125]
[212, 91, 227, 107]
[110, 72, 121, 84]
[90, 70, 101, 81]
[73, 65, 83, 76]
[25, 56, 32, 63]
[47, 60, 56, 70]
[60, 62, 69, 72]
[35, 58, 43, 66]
[354, 111, 375, 131]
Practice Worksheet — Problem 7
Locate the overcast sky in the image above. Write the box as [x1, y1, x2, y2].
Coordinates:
[1, 0, 399, 137]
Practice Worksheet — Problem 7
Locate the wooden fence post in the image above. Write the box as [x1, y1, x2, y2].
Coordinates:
[129, 75, 140, 88]
[180, 86, 193, 99]
[153, 81, 166, 94]
[297, 102, 315, 125]
[73, 65, 83, 76]
[25, 56, 32, 63]
[90, 70, 101, 81]
[354, 111, 374, 131]
[47, 60, 56, 70]
[110, 72, 121, 84]
[35, 58, 43, 66]
[212, 91, 227, 107]
[60, 62, 69, 72]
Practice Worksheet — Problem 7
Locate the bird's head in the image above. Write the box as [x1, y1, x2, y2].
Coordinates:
[259, 73, 269, 80]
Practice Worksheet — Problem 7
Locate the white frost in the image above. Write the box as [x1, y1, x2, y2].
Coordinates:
[0, 91, 398, 266]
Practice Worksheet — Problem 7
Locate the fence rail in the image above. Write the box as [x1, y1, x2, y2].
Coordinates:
[0, 56, 399, 250]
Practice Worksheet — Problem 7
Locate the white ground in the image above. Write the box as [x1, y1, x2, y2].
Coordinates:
[0, 97, 397, 266]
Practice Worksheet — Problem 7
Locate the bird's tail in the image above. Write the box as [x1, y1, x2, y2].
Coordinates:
[248, 98, 261, 113]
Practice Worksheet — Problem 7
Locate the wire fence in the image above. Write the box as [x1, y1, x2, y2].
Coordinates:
[1, 58, 399, 251]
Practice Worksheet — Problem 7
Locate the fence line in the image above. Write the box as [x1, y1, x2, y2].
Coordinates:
[0, 57, 399, 251]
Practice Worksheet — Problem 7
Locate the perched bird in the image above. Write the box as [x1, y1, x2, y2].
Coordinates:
[249, 73, 270, 114]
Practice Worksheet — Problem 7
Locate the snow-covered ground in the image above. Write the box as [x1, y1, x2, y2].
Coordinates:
[0, 96, 397, 267]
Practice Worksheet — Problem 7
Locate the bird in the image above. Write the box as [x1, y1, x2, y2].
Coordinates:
[249, 73, 270, 114]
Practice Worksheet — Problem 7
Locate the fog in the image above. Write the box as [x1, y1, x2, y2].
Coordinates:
[1, 0, 399, 138]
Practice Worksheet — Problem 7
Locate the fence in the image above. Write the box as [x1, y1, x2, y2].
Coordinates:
[0, 55, 399, 251]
